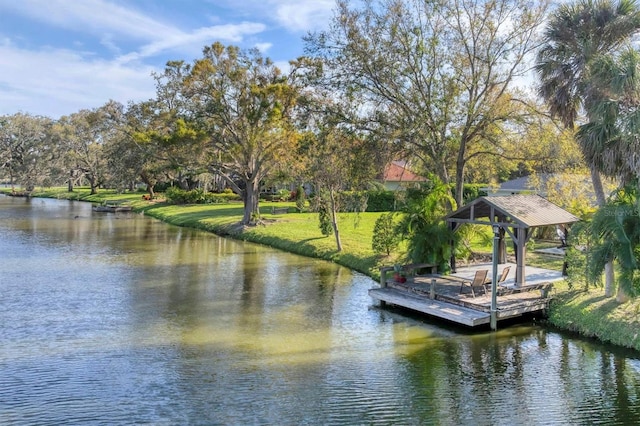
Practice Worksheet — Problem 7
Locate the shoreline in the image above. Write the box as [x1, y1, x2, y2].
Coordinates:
[4, 188, 640, 352]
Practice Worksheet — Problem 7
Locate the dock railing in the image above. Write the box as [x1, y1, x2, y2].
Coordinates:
[380, 263, 437, 288]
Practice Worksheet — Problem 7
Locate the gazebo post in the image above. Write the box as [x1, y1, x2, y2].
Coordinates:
[498, 228, 507, 263]
[490, 225, 500, 330]
[515, 228, 527, 287]
[449, 222, 457, 273]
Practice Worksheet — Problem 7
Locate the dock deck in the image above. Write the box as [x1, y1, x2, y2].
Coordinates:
[369, 262, 564, 328]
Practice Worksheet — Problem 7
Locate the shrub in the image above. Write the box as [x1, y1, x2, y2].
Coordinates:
[452, 183, 488, 204]
[164, 187, 240, 204]
[276, 189, 291, 201]
[316, 196, 334, 236]
[365, 190, 396, 212]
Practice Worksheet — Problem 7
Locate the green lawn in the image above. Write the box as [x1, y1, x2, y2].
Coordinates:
[8, 186, 640, 351]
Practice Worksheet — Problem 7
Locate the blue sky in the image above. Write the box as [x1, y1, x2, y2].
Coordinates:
[0, 0, 335, 118]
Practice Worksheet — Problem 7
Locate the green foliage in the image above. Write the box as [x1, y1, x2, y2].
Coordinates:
[372, 212, 399, 256]
[340, 191, 368, 213]
[563, 221, 597, 290]
[453, 224, 490, 261]
[365, 190, 397, 212]
[276, 189, 292, 201]
[317, 197, 334, 236]
[586, 184, 640, 296]
[456, 184, 488, 204]
[395, 178, 456, 272]
[164, 187, 240, 205]
[295, 185, 306, 212]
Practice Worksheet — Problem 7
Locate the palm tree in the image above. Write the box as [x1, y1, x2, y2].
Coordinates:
[395, 177, 456, 273]
[579, 48, 640, 184]
[588, 184, 640, 297]
[535, 0, 640, 297]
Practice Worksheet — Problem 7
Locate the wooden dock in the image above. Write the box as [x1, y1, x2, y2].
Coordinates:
[92, 202, 132, 213]
[369, 262, 563, 328]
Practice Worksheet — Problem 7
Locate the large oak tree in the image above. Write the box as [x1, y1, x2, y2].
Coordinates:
[305, 0, 549, 207]
[182, 43, 300, 225]
[0, 113, 54, 193]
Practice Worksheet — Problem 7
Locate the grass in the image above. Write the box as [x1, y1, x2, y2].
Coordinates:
[547, 281, 640, 351]
[7, 186, 640, 352]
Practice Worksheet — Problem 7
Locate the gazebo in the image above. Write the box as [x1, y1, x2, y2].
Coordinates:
[445, 194, 580, 286]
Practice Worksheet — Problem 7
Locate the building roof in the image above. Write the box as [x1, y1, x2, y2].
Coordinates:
[446, 194, 580, 229]
[383, 161, 425, 182]
[485, 173, 592, 195]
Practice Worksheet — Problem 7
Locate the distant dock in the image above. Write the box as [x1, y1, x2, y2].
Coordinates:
[92, 201, 132, 213]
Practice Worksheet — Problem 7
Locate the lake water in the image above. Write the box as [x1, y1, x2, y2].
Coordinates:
[1, 196, 639, 425]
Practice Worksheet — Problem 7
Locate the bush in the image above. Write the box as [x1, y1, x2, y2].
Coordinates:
[454, 184, 488, 204]
[316, 195, 334, 236]
[365, 190, 397, 212]
[295, 185, 306, 212]
[277, 189, 291, 201]
[164, 187, 240, 204]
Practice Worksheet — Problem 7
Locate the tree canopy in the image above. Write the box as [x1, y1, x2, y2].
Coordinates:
[305, 0, 550, 208]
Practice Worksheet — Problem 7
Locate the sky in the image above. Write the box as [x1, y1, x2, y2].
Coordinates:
[0, 0, 335, 119]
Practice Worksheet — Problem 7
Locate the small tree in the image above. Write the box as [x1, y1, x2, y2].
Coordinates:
[372, 212, 399, 256]
[295, 184, 306, 212]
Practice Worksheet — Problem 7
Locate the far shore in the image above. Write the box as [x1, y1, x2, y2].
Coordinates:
[4, 187, 640, 352]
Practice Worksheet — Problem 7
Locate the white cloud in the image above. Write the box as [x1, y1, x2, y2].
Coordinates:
[115, 22, 267, 65]
[208, 0, 334, 33]
[271, 0, 335, 32]
[0, 0, 179, 41]
[254, 42, 273, 54]
[0, 0, 331, 117]
[0, 44, 156, 118]
[2, 1, 268, 64]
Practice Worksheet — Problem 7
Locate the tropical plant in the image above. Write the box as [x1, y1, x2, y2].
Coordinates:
[395, 178, 456, 273]
[579, 48, 640, 185]
[587, 184, 640, 297]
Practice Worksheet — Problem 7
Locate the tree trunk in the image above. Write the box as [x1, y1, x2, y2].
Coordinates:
[454, 144, 466, 209]
[242, 178, 261, 225]
[89, 176, 98, 195]
[329, 189, 342, 252]
[591, 166, 617, 298]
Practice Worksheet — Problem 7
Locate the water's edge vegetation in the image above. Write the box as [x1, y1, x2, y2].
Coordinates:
[9, 188, 640, 353]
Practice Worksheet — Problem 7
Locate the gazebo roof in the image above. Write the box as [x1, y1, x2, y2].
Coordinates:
[446, 195, 580, 229]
